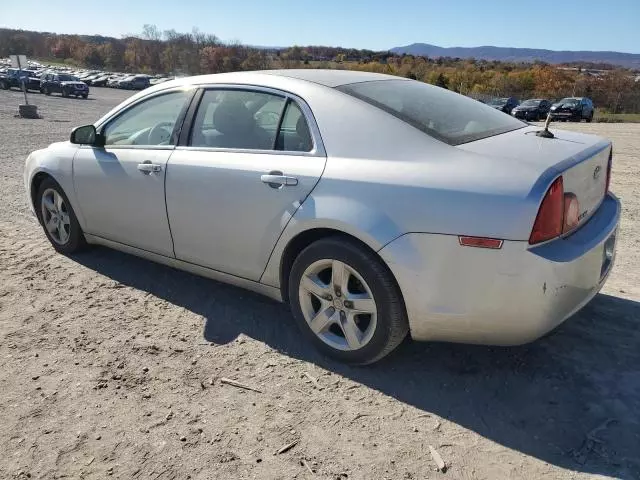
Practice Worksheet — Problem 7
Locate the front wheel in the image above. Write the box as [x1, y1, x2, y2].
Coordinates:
[289, 237, 408, 364]
[586, 112, 593, 123]
[37, 178, 86, 254]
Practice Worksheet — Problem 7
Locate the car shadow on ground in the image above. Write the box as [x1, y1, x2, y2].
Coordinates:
[73, 246, 640, 479]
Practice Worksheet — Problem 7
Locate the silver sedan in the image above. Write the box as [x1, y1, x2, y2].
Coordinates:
[24, 70, 620, 364]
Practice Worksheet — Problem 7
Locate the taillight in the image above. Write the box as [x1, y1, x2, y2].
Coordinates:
[529, 176, 564, 244]
[606, 150, 612, 194]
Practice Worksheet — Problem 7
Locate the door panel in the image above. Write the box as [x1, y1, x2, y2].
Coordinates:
[73, 88, 194, 256]
[74, 147, 175, 256]
[166, 150, 325, 280]
[165, 87, 326, 280]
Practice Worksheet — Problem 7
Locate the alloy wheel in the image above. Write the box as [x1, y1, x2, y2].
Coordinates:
[298, 259, 377, 351]
[41, 188, 71, 245]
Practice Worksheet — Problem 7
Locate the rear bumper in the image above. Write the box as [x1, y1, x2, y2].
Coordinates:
[379, 193, 621, 345]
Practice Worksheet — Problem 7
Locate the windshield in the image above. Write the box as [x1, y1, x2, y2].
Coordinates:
[521, 99, 541, 106]
[337, 80, 525, 145]
[558, 98, 579, 105]
[488, 98, 508, 106]
[58, 74, 79, 81]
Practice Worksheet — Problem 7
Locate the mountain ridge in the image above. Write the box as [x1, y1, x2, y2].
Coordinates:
[390, 43, 640, 69]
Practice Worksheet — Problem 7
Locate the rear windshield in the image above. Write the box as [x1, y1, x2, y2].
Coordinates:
[337, 80, 525, 145]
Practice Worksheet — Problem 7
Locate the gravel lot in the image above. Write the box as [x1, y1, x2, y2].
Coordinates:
[1, 87, 639, 480]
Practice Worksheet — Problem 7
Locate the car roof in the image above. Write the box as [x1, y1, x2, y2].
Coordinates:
[162, 69, 399, 89]
[262, 69, 400, 87]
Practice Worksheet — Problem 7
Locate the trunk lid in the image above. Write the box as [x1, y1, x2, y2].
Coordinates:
[457, 125, 611, 232]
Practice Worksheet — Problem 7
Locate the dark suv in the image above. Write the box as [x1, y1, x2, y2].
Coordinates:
[487, 97, 520, 114]
[511, 98, 552, 121]
[40, 73, 89, 98]
[0, 68, 41, 91]
[550, 97, 594, 122]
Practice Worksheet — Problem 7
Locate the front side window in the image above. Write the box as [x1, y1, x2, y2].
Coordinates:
[190, 89, 286, 150]
[103, 90, 191, 146]
[338, 80, 525, 145]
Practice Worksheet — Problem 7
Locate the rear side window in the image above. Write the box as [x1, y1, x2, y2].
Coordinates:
[189, 89, 314, 153]
[190, 89, 286, 150]
[337, 80, 526, 146]
[276, 101, 313, 152]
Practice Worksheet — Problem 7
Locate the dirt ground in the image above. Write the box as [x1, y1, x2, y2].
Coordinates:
[1, 87, 639, 480]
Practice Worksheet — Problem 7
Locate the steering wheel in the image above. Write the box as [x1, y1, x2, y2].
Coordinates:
[148, 121, 175, 145]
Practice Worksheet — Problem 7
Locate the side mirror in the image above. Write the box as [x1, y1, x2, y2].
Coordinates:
[70, 125, 105, 147]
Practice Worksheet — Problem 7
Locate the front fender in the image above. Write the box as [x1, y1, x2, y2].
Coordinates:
[24, 142, 85, 228]
[259, 192, 405, 288]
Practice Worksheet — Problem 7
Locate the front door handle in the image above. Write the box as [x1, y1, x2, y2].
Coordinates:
[261, 171, 298, 188]
[137, 161, 162, 174]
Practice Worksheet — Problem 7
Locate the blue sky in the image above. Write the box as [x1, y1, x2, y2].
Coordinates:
[1, 0, 639, 53]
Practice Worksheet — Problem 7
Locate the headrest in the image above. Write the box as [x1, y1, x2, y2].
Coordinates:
[213, 98, 255, 135]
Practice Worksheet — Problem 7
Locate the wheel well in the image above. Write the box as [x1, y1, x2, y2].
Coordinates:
[30, 172, 53, 217]
[279, 228, 396, 303]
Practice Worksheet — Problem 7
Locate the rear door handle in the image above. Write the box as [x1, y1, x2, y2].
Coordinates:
[261, 171, 298, 188]
[137, 162, 162, 174]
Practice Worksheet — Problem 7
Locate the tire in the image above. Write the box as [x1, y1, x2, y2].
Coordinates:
[289, 237, 408, 365]
[82, 94, 88, 99]
[0, 80, 9, 90]
[45, 87, 51, 95]
[36, 178, 87, 254]
[61, 89, 68, 98]
[586, 112, 593, 123]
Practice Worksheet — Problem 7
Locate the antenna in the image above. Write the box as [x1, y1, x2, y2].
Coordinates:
[536, 112, 555, 138]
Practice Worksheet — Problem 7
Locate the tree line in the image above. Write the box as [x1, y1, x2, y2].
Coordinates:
[1, 26, 639, 113]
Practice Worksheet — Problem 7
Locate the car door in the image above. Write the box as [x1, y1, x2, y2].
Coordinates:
[580, 98, 587, 119]
[586, 99, 593, 117]
[73, 88, 194, 257]
[166, 86, 327, 281]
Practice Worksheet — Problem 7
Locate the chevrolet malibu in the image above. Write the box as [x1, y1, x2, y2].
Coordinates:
[24, 70, 620, 364]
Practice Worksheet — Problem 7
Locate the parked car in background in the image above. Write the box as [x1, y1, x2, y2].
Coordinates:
[487, 97, 519, 114]
[82, 74, 102, 85]
[118, 74, 151, 90]
[511, 99, 552, 121]
[90, 75, 110, 87]
[40, 73, 89, 98]
[550, 97, 594, 122]
[23, 70, 619, 364]
[107, 76, 124, 88]
[0, 68, 41, 91]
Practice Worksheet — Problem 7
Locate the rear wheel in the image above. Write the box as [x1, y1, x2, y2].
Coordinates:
[82, 94, 88, 99]
[586, 112, 594, 123]
[289, 237, 408, 365]
[36, 178, 86, 254]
